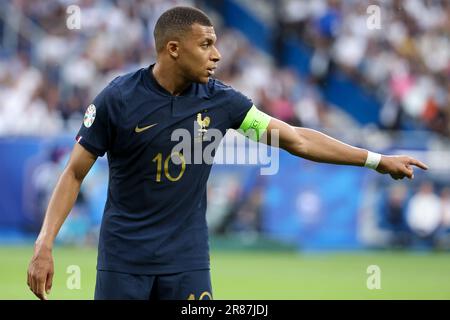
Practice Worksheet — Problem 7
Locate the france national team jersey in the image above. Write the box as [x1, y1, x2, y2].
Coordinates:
[76, 64, 253, 274]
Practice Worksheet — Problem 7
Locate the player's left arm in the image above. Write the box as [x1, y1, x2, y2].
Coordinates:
[239, 106, 428, 180]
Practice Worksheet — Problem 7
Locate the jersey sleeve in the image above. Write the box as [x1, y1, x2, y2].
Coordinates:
[75, 84, 119, 157]
[228, 89, 254, 130]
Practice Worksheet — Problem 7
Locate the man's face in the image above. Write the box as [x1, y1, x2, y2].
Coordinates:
[177, 23, 221, 84]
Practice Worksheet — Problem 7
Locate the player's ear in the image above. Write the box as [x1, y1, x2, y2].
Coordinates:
[167, 41, 180, 59]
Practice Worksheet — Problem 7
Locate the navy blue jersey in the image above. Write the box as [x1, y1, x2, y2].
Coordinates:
[76, 65, 252, 274]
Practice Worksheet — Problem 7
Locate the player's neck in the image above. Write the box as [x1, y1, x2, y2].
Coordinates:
[152, 62, 191, 96]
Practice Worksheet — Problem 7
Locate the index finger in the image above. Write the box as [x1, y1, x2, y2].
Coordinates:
[409, 158, 428, 170]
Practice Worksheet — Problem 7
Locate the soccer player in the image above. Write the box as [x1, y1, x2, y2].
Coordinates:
[27, 6, 428, 300]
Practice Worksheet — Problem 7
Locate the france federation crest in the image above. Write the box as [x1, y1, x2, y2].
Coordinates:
[83, 104, 96, 128]
[196, 113, 211, 142]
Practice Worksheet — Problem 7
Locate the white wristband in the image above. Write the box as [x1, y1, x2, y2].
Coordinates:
[364, 151, 381, 170]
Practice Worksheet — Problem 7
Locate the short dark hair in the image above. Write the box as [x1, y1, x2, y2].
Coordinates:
[153, 6, 213, 53]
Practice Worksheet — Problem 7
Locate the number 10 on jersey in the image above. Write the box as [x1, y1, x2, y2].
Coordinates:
[152, 152, 186, 182]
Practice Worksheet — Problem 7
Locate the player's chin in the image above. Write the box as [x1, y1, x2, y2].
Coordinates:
[196, 70, 214, 83]
[197, 75, 210, 84]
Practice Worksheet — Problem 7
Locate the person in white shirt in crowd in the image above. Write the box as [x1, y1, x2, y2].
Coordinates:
[406, 182, 442, 246]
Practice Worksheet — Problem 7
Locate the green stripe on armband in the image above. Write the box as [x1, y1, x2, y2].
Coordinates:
[239, 105, 271, 141]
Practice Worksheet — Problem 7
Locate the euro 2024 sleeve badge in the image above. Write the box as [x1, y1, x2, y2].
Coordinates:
[83, 104, 96, 128]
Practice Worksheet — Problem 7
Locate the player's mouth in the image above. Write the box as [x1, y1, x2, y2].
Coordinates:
[206, 67, 216, 76]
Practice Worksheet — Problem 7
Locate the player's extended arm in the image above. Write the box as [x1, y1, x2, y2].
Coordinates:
[27, 143, 97, 300]
[263, 117, 428, 179]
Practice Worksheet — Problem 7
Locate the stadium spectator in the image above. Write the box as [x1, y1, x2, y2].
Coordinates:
[406, 182, 442, 247]
[385, 184, 410, 247]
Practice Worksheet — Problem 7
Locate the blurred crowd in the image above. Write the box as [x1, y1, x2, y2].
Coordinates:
[278, 0, 449, 136]
[215, 29, 346, 131]
[383, 182, 450, 249]
[0, 0, 448, 138]
[0, 0, 196, 135]
[0, 0, 366, 137]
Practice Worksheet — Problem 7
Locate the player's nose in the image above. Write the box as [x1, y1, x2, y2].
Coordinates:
[211, 46, 221, 62]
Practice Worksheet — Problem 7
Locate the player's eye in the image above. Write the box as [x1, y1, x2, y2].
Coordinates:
[201, 43, 210, 48]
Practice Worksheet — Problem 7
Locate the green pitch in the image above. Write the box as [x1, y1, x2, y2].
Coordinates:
[1, 246, 450, 299]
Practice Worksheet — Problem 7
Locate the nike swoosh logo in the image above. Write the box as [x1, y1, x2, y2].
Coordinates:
[135, 123, 158, 133]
